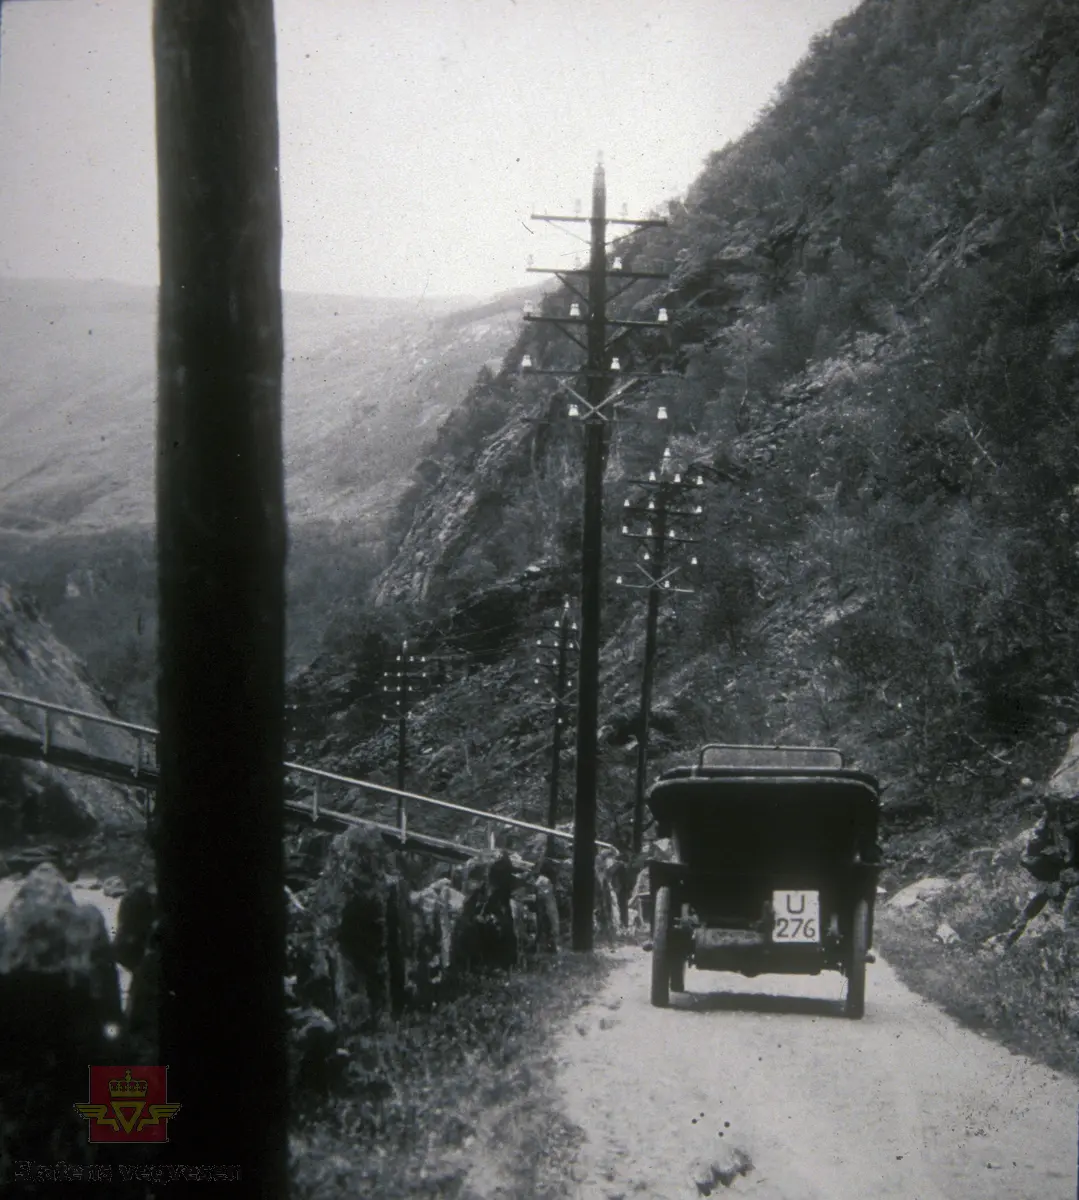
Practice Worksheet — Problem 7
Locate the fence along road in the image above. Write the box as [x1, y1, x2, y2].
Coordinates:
[0, 688, 614, 863]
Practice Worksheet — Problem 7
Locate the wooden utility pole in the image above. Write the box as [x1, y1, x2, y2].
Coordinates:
[532, 600, 577, 854]
[153, 3, 287, 1193]
[383, 640, 428, 823]
[633, 501, 666, 852]
[548, 606, 573, 833]
[618, 455, 703, 853]
[572, 162, 609, 950]
[523, 165, 668, 950]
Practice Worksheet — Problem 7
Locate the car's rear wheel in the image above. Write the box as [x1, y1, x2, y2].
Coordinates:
[845, 896, 870, 1019]
[651, 886, 672, 1008]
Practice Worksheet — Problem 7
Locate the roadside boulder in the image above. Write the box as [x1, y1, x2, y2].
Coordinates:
[0, 862, 120, 1052]
[0, 863, 115, 1172]
[292, 826, 405, 1032]
[0, 759, 97, 847]
[887, 877, 951, 910]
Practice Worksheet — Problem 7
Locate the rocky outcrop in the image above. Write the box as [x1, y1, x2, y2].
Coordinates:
[0, 836, 80, 879]
[289, 826, 404, 1031]
[0, 863, 120, 1035]
[889, 738, 1079, 956]
[373, 410, 536, 608]
[0, 864, 122, 1174]
[887, 877, 953, 910]
[0, 584, 144, 844]
[279, 827, 629, 1100]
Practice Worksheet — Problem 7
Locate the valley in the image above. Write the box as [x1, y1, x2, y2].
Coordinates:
[1, 0, 1078, 1193]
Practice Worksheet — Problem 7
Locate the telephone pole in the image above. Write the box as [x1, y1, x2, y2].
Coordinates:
[523, 162, 669, 949]
[532, 599, 578, 852]
[382, 640, 428, 823]
[618, 450, 703, 853]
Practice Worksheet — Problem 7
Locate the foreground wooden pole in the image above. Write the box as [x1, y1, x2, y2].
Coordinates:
[153, 2, 287, 1193]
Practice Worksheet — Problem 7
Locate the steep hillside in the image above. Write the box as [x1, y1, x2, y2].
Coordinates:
[0, 277, 529, 533]
[295, 0, 1079, 848]
[0, 583, 142, 845]
[0, 278, 536, 705]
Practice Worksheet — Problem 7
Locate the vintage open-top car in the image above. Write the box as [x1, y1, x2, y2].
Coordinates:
[647, 743, 882, 1018]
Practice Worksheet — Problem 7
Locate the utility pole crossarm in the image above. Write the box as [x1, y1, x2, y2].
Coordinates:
[525, 315, 669, 332]
[605, 317, 673, 329]
[527, 267, 670, 280]
[530, 212, 668, 229]
[621, 527, 701, 542]
[522, 366, 674, 379]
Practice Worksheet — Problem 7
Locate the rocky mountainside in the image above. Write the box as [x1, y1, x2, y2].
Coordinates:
[0, 583, 141, 848]
[293, 0, 1079, 849]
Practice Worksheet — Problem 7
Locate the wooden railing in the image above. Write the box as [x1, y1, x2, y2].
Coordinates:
[0, 688, 158, 778]
[0, 688, 614, 854]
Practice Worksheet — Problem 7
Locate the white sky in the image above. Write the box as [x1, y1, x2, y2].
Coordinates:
[0, 0, 857, 299]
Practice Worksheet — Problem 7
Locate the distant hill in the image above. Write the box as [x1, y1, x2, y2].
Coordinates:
[0, 276, 533, 534]
[0, 276, 538, 709]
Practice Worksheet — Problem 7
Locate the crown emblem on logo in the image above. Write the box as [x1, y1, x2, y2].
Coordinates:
[108, 1070, 149, 1099]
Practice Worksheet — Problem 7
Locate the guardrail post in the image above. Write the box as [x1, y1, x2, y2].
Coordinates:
[487, 827, 496, 851]
[399, 797, 407, 844]
[41, 711, 52, 755]
[312, 778, 321, 822]
[134, 734, 143, 778]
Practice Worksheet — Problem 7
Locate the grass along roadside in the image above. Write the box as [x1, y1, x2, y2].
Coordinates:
[289, 946, 618, 1199]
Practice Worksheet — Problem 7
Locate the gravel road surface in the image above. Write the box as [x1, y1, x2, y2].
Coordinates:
[551, 946, 1077, 1199]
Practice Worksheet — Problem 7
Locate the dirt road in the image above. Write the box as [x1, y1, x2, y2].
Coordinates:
[549, 946, 1077, 1200]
